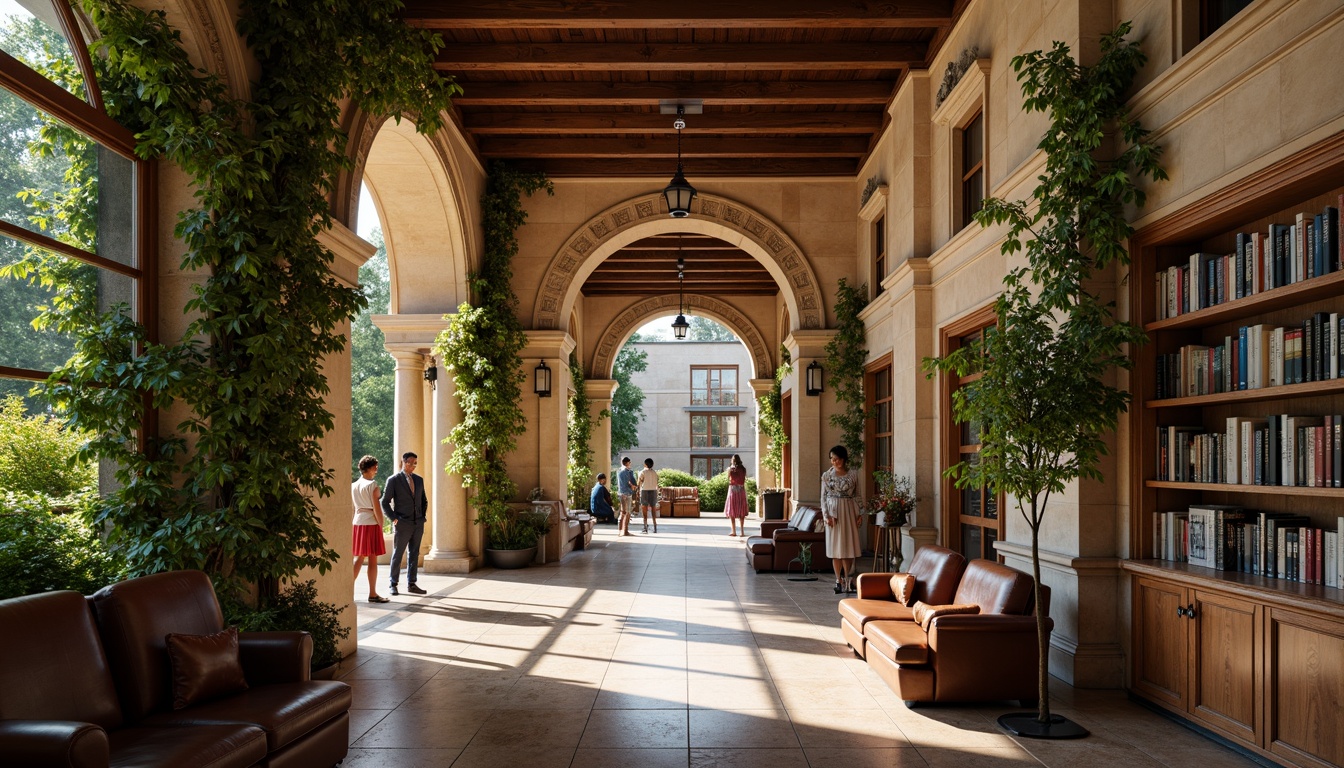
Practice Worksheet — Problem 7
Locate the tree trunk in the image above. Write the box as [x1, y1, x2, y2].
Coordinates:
[1031, 496, 1050, 723]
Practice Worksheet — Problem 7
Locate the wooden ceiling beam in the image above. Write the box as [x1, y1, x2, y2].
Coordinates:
[451, 80, 896, 106]
[582, 286, 780, 295]
[520, 157, 858, 176]
[478, 135, 869, 158]
[436, 42, 927, 71]
[404, 0, 953, 28]
[462, 111, 882, 135]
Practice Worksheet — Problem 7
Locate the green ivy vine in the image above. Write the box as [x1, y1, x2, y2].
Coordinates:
[566, 351, 596, 509]
[757, 347, 791, 480]
[825, 278, 870, 469]
[436, 163, 551, 542]
[7, 0, 458, 597]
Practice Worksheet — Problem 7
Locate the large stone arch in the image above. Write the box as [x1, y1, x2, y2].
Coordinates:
[532, 193, 824, 332]
[336, 110, 477, 313]
[591, 294, 772, 380]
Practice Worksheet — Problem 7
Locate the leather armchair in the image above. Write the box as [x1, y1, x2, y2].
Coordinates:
[745, 504, 832, 573]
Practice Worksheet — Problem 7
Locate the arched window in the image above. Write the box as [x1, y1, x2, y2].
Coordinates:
[0, 1, 154, 425]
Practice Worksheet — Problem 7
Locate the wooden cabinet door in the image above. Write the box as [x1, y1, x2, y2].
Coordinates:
[1189, 589, 1260, 743]
[1133, 577, 1190, 710]
[1266, 608, 1344, 768]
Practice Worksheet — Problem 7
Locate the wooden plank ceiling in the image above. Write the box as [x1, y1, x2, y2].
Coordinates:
[400, 0, 961, 298]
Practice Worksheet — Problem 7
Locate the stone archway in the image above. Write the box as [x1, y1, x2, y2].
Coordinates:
[532, 193, 825, 333]
[591, 294, 773, 380]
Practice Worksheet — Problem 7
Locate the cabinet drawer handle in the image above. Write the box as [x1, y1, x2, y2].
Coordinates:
[1185, 603, 1196, 619]
[1176, 606, 1188, 618]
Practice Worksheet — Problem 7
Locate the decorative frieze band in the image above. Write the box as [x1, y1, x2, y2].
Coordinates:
[592, 293, 772, 380]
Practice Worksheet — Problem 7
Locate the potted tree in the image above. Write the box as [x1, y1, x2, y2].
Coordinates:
[924, 21, 1164, 739]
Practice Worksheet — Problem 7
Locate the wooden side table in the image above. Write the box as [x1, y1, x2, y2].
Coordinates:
[871, 525, 905, 573]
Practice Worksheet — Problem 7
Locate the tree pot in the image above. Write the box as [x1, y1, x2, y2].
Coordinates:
[761, 491, 786, 520]
[486, 547, 537, 569]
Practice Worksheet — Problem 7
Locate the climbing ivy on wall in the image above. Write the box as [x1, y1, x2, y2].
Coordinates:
[436, 163, 551, 534]
[757, 348, 791, 480]
[825, 278, 870, 470]
[8, 0, 458, 596]
[566, 352, 596, 510]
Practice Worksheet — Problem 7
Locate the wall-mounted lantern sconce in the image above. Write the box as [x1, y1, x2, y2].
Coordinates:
[534, 360, 552, 397]
[806, 361, 824, 396]
[424, 357, 438, 391]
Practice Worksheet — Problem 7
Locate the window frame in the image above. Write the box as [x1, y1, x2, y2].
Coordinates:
[939, 304, 1003, 562]
[690, 455, 731, 479]
[933, 57, 990, 241]
[690, 364, 738, 406]
[958, 109, 985, 231]
[689, 412, 738, 449]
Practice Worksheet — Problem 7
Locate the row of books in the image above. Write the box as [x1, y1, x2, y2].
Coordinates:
[1154, 507, 1344, 587]
[1155, 313, 1344, 398]
[1154, 200, 1342, 321]
[1157, 415, 1344, 486]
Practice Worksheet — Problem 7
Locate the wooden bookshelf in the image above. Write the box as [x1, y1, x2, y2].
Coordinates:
[1127, 134, 1344, 768]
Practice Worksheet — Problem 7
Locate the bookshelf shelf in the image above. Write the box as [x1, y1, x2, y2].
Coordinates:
[1145, 480, 1344, 497]
[1145, 268, 1344, 332]
[1146, 377, 1344, 408]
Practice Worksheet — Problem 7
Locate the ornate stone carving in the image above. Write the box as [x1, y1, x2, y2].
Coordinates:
[613, 208, 632, 226]
[635, 201, 655, 218]
[593, 294, 773, 379]
[936, 47, 980, 108]
[700, 200, 720, 216]
[860, 176, 883, 206]
[590, 219, 611, 238]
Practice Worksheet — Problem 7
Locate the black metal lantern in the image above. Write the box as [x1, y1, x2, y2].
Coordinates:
[806, 360, 824, 396]
[671, 244, 689, 339]
[663, 106, 696, 218]
[423, 357, 437, 390]
[672, 313, 690, 340]
[534, 360, 552, 397]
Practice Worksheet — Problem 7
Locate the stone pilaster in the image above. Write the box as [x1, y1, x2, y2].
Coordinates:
[585, 379, 619, 484]
[784, 330, 838, 505]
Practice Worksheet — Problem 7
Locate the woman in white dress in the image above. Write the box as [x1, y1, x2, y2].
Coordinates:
[822, 444, 862, 594]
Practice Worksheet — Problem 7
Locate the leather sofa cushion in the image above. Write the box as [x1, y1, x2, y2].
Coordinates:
[0, 590, 123, 730]
[144, 680, 352, 752]
[838, 597, 914, 629]
[792, 506, 819, 533]
[92, 570, 227, 721]
[952, 560, 1034, 615]
[906, 545, 968, 606]
[746, 536, 773, 554]
[910, 601, 980, 631]
[864, 620, 929, 665]
[166, 627, 250, 709]
[889, 574, 916, 605]
[108, 723, 266, 768]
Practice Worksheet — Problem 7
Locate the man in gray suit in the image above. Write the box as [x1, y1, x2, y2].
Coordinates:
[381, 452, 428, 596]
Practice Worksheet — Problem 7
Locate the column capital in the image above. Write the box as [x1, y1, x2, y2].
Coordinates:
[386, 348, 429, 368]
[749, 378, 774, 397]
[373, 314, 450, 348]
[584, 378, 619, 401]
[522, 330, 576, 360]
[784, 329, 838, 360]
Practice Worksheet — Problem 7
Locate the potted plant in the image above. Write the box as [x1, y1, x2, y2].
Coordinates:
[787, 541, 817, 581]
[227, 580, 350, 679]
[866, 471, 915, 571]
[481, 505, 552, 569]
[923, 22, 1163, 739]
[759, 487, 786, 520]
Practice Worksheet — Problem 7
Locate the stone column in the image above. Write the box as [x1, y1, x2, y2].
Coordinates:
[585, 379, 619, 484]
[388, 349, 427, 464]
[784, 330, 837, 505]
[521, 331, 576, 505]
[424, 372, 474, 572]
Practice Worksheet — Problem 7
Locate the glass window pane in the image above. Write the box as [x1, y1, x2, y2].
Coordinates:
[960, 416, 980, 446]
[0, 236, 82, 371]
[984, 485, 997, 519]
[961, 524, 982, 562]
[0, 3, 89, 102]
[985, 526, 998, 559]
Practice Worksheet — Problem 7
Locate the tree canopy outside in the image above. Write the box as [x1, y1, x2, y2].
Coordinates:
[610, 338, 647, 458]
[350, 229, 394, 488]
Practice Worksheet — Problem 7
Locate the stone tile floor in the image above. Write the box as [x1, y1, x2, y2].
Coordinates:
[339, 515, 1262, 768]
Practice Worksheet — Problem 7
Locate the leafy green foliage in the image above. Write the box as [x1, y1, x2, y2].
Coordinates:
[5, 0, 459, 598]
[480, 508, 551, 550]
[0, 493, 125, 599]
[757, 350, 791, 479]
[225, 580, 350, 669]
[699, 472, 757, 513]
[351, 230, 394, 487]
[686, 317, 737, 341]
[656, 468, 700, 489]
[436, 164, 551, 542]
[922, 21, 1164, 724]
[609, 341, 648, 458]
[825, 280, 869, 469]
[0, 395, 95, 496]
[566, 352, 597, 509]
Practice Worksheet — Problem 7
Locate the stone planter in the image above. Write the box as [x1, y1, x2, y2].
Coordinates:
[485, 547, 537, 569]
[761, 491, 786, 520]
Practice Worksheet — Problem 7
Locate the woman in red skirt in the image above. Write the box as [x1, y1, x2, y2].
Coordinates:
[352, 455, 390, 603]
[725, 454, 749, 537]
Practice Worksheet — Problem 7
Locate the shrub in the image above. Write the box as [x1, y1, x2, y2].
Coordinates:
[0, 492, 125, 599]
[226, 580, 350, 669]
[700, 472, 758, 512]
[0, 395, 96, 497]
[657, 469, 700, 489]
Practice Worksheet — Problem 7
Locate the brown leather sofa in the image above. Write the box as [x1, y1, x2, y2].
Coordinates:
[840, 555, 1051, 706]
[745, 503, 833, 573]
[839, 544, 967, 658]
[658, 486, 700, 517]
[0, 570, 352, 767]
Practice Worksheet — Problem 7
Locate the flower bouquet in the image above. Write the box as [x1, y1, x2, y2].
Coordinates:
[867, 471, 914, 528]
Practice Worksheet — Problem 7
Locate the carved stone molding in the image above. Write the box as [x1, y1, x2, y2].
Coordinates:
[532, 192, 824, 332]
[591, 294, 772, 380]
[935, 47, 980, 108]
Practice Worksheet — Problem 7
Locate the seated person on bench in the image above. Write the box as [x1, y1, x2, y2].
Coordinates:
[590, 473, 617, 524]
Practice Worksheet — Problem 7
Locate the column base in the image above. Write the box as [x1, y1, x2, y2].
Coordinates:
[423, 549, 477, 573]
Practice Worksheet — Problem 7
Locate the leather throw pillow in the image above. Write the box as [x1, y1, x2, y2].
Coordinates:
[165, 626, 249, 709]
[888, 573, 917, 605]
[910, 601, 980, 631]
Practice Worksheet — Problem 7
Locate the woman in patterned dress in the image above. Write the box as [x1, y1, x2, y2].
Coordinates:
[822, 445, 862, 594]
[724, 454, 749, 537]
